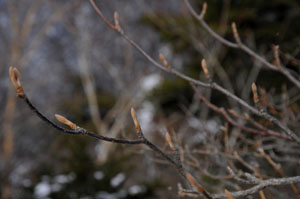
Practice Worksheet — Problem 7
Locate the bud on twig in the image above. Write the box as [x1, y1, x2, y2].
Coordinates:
[131, 107, 143, 138]
[227, 109, 238, 118]
[55, 114, 76, 130]
[165, 132, 176, 151]
[251, 82, 259, 104]
[200, 2, 207, 19]
[159, 53, 169, 68]
[201, 59, 210, 78]
[114, 11, 120, 31]
[9, 66, 24, 98]
[244, 113, 250, 120]
[272, 45, 280, 66]
[224, 189, 234, 199]
[232, 22, 241, 45]
[186, 173, 204, 193]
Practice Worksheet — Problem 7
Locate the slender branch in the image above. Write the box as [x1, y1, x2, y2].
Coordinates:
[191, 83, 292, 140]
[213, 175, 300, 199]
[23, 94, 144, 144]
[9, 66, 190, 187]
[181, 176, 300, 199]
[88, 0, 300, 145]
[183, 0, 300, 89]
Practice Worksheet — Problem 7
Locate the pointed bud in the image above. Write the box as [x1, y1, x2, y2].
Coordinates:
[232, 22, 241, 45]
[251, 82, 259, 104]
[186, 173, 204, 193]
[224, 189, 234, 199]
[244, 113, 250, 120]
[131, 107, 143, 138]
[200, 2, 207, 19]
[114, 11, 120, 30]
[159, 53, 169, 68]
[55, 114, 76, 129]
[165, 132, 176, 151]
[272, 45, 280, 66]
[201, 59, 210, 78]
[9, 66, 24, 98]
[227, 109, 238, 117]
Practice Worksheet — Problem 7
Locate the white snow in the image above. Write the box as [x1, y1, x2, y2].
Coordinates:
[141, 74, 161, 92]
[110, 173, 125, 187]
[34, 181, 51, 198]
[128, 185, 146, 195]
[137, 101, 155, 131]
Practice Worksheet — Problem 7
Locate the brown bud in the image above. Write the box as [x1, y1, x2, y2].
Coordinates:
[131, 107, 142, 138]
[251, 82, 259, 104]
[165, 132, 176, 151]
[55, 114, 76, 129]
[227, 109, 238, 118]
[224, 189, 234, 199]
[159, 53, 169, 68]
[200, 2, 207, 19]
[9, 66, 24, 97]
[244, 113, 250, 120]
[201, 59, 210, 78]
[272, 45, 280, 66]
[232, 22, 241, 45]
[114, 11, 120, 30]
[186, 173, 204, 193]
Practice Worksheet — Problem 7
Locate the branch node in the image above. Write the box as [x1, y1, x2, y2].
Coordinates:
[231, 22, 242, 46]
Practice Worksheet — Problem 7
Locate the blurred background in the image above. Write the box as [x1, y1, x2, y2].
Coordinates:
[1, 0, 300, 198]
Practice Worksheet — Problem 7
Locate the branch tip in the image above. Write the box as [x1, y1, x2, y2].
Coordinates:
[9, 66, 24, 98]
[55, 114, 76, 130]
[165, 132, 176, 151]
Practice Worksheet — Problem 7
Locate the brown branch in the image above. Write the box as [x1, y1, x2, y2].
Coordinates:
[89, 0, 300, 144]
[190, 83, 292, 140]
[182, 176, 300, 199]
[89, 0, 116, 30]
[182, 0, 300, 89]
[9, 67, 188, 183]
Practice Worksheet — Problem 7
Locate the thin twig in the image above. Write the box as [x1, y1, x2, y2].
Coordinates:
[191, 83, 292, 140]
[88, 0, 300, 144]
[183, 0, 300, 89]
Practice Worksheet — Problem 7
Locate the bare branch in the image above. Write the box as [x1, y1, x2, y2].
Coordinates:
[183, 0, 300, 89]
[89, 1, 300, 144]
